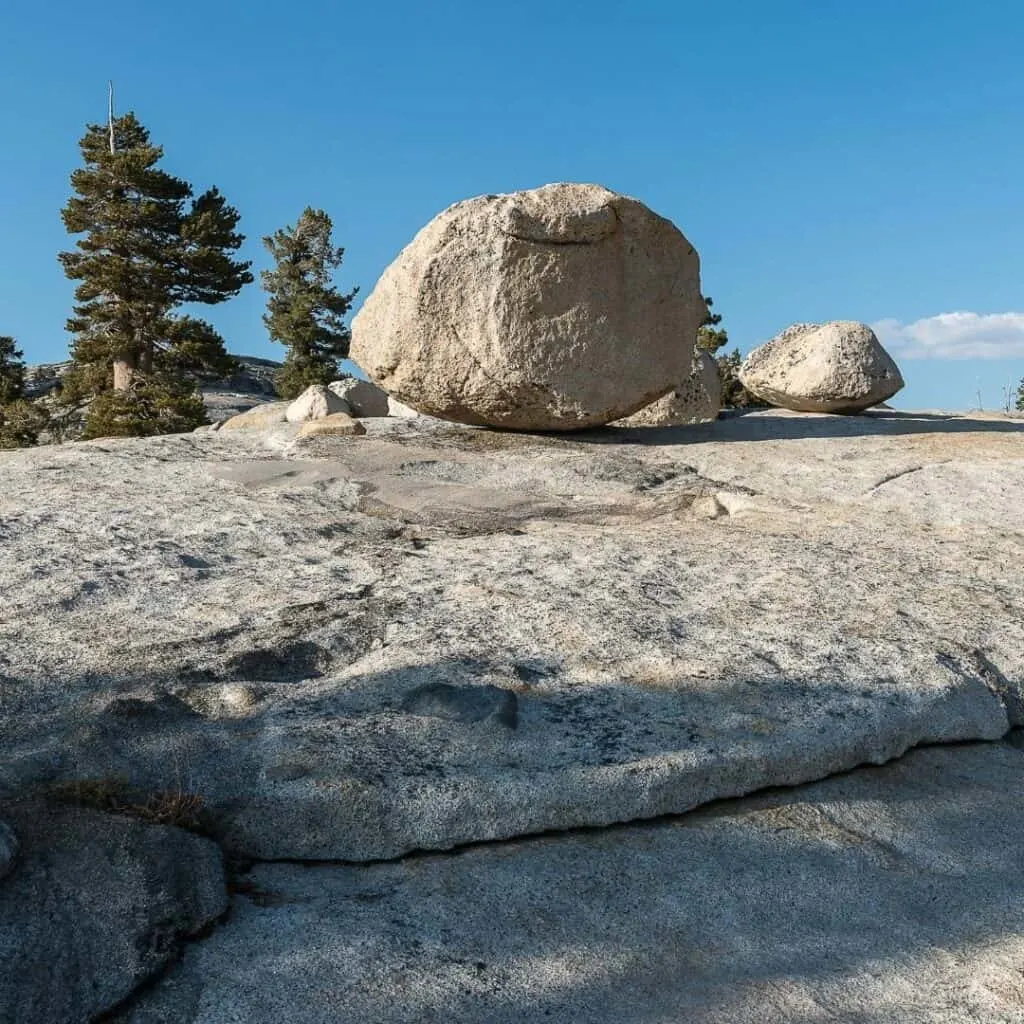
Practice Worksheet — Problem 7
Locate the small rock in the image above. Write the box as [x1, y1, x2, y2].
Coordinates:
[387, 396, 421, 418]
[219, 402, 291, 431]
[616, 350, 721, 426]
[285, 386, 350, 424]
[328, 379, 390, 417]
[296, 413, 367, 438]
[739, 321, 904, 414]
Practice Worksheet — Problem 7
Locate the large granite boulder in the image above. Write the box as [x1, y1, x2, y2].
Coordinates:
[615, 349, 721, 426]
[350, 183, 704, 431]
[739, 321, 904, 413]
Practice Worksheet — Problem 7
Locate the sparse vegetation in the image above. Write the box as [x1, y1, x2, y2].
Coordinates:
[696, 297, 729, 354]
[696, 298, 769, 409]
[262, 207, 358, 398]
[47, 776, 210, 834]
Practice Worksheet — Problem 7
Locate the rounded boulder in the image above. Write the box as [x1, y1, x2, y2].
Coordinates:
[350, 183, 704, 431]
[739, 321, 904, 414]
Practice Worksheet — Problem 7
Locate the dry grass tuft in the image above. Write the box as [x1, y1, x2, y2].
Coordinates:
[47, 776, 211, 834]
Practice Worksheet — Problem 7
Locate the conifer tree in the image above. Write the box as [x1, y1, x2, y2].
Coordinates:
[1016, 378, 1024, 412]
[0, 336, 26, 406]
[697, 296, 729, 353]
[261, 208, 358, 398]
[0, 336, 48, 448]
[59, 109, 252, 437]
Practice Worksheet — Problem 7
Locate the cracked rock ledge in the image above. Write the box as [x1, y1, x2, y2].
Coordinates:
[2, 409, 1023, 1023]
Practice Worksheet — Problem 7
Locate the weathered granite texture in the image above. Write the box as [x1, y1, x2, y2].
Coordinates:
[1, 410, 1021, 862]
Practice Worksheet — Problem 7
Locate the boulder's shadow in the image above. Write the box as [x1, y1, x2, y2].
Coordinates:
[573, 409, 1024, 446]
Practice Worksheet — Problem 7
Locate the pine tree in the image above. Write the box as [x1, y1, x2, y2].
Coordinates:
[59, 109, 252, 437]
[696, 296, 729, 353]
[261, 208, 358, 398]
[0, 337, 48, 448]
[0, 337, 26, 405]
[1016, 378, 1024, 412]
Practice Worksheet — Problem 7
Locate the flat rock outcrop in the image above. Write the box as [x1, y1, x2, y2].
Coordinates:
[615, 349, 721, 426]
[740, 321, 904, 413]
[3, 409, 1024, 1021]
[350, 183, 704, 430]
[1, 410, 1021, 862]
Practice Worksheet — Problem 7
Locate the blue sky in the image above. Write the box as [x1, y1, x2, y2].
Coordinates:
[1, 0, 1022, 410]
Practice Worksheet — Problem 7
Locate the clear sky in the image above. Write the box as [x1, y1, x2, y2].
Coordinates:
[1, 0, 1022, 410]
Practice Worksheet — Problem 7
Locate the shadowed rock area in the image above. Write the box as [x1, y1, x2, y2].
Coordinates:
[0, 800, 226, 1023]
[118, 743, 1024, 1024]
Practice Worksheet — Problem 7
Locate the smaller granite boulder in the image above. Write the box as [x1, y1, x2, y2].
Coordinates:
[218, 402, 291, 431]
[297, 412, 367, 438]
[616, 350, 721, 426]
[328, 379, 390, 417]
[285, 385, 351, 423]
[739, 321, 904, 414]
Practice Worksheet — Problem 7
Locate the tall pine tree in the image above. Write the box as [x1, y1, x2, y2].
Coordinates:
[261, 208, 358, 398]
[59, 109, 252, 438]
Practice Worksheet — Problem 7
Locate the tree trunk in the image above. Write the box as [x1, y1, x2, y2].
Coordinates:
[113, 357, 135, 390]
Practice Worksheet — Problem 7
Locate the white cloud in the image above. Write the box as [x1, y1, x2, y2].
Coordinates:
[871, 312, 1024, 360]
